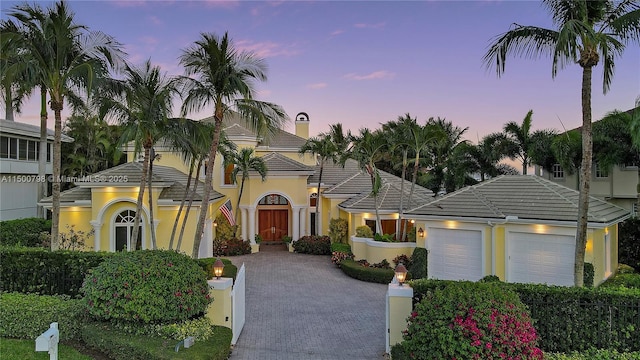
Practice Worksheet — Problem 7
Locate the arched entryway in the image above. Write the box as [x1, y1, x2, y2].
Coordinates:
[257, 194, 290, 242]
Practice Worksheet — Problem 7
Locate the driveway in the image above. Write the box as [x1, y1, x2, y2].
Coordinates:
[227, 249, 388, 360]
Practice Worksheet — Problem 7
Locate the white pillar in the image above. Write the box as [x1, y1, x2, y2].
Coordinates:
[248, 206, 256, 245]
[292, 206, 301, 242]
[299, 207, 307, 237]
[152, 219, 160, 250]
[199, 219, 213, 258]
[240, 207, 248, 241]
[90, 220, 102, 251]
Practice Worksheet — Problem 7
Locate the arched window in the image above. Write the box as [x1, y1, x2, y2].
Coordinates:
[258, 194, 289, 205]
[309, 192, 318, 207]
[114, 210, 142, 251]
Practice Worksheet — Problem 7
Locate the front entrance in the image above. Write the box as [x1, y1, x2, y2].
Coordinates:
[258, 209, 288, 241]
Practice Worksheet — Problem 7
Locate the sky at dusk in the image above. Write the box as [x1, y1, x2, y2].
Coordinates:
[2, 0, 639, 144]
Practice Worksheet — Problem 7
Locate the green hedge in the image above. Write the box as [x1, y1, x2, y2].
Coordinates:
[619, 218, 640, 270]
[409, 279, 640, 353]
[340, 259, 395, 284]
[293, 235, 331, 255]
[601, 273, 640, 289]
[196, 258, 238, 280]
[407, 247, 427, 279]
[0, 292, 84, 341]
[0, 248, 111, 297]
[545, 349, 640, 360]
[82, 322, 232, 360]
[0, 217, 51, 247]
[330, 242, 352, 253]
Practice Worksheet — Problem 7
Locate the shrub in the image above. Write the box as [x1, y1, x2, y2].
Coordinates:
[545, 349, 640, 360]
[293, 235, 331, 255]
[584, 262, 594, 287]
[213, 213, 237, 241]
[371, 259, 391, 269]
[156, 317, 215, 341]
[355, 225, 373, 238]
[619, 218, 640, 270]
[396, 281, 543, 360]
[479, 275, 502, 283]
[328, 218, 348, 243]
[618, 263, 636, 274]
[213, 237, 251, 256]
[408, 247, 427, 280]
[393, 254, 412, 268]
[331, 242, 351, 253]
[0, 217, 51, 247]
[340, 259, 395, 283]
[196, 258, 238, 280]
[330, 242, 353, 266]
[0, 292, 84, 341]
[0, 248, 111, 297]
[600, 273, 640, 289]
[373, 233, 395, 242]
[81, 250, 211, 324]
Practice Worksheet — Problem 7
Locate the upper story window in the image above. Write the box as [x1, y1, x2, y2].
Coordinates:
[0, 135, 48, 162]
[223, 164, 235, 185]
[309, 192, 318, 207]
[552, 164, 564, 179]
[594, 163, 609, 179]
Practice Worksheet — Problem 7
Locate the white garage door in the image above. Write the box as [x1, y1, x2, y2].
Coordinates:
[428, 228, 483, 281]
[509, 232, 575, 286]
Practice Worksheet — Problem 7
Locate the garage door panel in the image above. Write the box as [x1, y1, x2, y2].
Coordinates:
[429, 228, 482, 281]
[509, 233, 574, 286]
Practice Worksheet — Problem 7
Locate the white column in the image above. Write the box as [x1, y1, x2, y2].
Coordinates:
[299, 207, 307, 237]
[292, 206, 301, 242]
[90, 220, 102, 251]
[240, 207, 248, 241]
[248, 206, 256, 245]
[152, 219, 160, 249]
[200, 219, 213, 258]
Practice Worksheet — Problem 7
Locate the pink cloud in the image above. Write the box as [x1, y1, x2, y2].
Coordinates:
[235, 40, 299, 58]
[354, 22, 386, 29]
[330, 30, 344, 36]
[343, 71, 395, 81]
[307, 83, 328, 89]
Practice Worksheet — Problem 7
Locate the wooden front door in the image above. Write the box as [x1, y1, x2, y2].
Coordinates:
[258, 209, 289, 241]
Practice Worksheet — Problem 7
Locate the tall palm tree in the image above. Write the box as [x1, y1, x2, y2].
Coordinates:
[226, 147, 267, 232]
[101, 60, 179, 250]
[299, 134, 336, 235]
[179, 32, 287, 258]
[350, 128, 388, 234]
[424, 117, 468, 194]
[0, 20, 34, 121]
[500, 110, 557, 175]
[484, 0, 640, 286]
[8, 1, 125, 249]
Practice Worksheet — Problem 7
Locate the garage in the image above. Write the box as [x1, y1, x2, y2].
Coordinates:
[508, 232, 575, 286]
[428, 228, 483, 281]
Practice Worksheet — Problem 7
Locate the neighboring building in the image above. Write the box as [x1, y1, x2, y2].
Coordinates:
[0, 119, 72, 220]
[406, 175, 630, 286]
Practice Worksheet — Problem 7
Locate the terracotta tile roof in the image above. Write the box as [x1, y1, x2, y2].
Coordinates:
[406, 175, 630, 224]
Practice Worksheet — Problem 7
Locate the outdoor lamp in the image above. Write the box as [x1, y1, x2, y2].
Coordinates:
[395, 263, 408, 286]
[417, 227, 424, 238]
[213, 258, 225, 279]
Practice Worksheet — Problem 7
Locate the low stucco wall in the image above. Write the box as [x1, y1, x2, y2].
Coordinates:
[350, 236, 417, 264]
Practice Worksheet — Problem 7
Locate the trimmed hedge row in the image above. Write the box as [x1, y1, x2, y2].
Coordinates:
[340, 259, 395, 284]
[82, 322, 232, 360]
[0, 218, 51, 247]
[0, 292, 84, 341]
[293, 235, 331, 255]
[409, 279, 640, 353]
[0, 248, 111, 297]
[546, 349, 640, 360]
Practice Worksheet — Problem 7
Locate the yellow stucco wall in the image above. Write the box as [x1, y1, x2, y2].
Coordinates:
[59, 207, 93, 249]
[494, 227, 506, 280]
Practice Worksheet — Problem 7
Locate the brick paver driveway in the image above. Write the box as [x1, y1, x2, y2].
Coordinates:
[227, 249, 388, 360]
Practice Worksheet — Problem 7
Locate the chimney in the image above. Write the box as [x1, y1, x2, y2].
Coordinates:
[295, 112, 309, 139]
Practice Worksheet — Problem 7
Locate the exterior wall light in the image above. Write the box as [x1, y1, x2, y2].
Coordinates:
[213, 258, 225, 279]
[395, 263, 408, 286]
[417, 227, 424, 238]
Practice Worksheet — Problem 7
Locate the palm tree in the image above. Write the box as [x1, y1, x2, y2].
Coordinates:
[101, 60, 179, 250]
[7, 1, 125, 249]
[500, 110, 558, 175]
[484, 0, 640, 286]
[423, 117, 468, 194]
[0, 20, 34, 121]
[226, 147, 267, 233]
[349, 128, 388, 234]
[179, 32, 288, 258]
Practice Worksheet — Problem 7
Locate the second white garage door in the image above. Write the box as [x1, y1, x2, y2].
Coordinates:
[508, 232, 575, 286]
[428, 228, 483, 281]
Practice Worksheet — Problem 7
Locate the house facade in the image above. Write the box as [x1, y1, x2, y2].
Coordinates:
[0, 119, 72, 220]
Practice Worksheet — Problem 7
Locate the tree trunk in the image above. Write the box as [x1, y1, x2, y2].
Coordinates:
[398, 150, 407, 241]
[50, 100, 63, 251]
[131, 147, 149, 250]
[147, 147, 157, 249]
[405, 154, 421, 240]
[574, 65, 594, 287]
[169, 158, 195, 249]
[178, 159, 202, 252]
[234, 175, 246, 238]
[522, 155, 528, 175]
[38, 87, 47, 219]
[316, 159, 324, 236]
[4, 86, 14, 121]
[193, 110, 223, 258]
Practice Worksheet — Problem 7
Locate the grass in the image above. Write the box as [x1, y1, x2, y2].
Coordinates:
[0, 338, 92, 360]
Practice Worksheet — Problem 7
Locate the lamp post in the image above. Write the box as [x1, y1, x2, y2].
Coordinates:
[395, 263, 408, 286]
[213, 258, 225, 279]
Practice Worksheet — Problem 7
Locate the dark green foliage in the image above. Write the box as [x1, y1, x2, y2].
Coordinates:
[393, 254, 412, 268]
[409, 279, 640, 353]
[601, 273, 640, 289]
[545, 349, 640, 359]
[81, 322, 232, 360]
[81, 250, 211, 324]
[330, 242, 351, 253]
[619, 218, 640, 270]
[373, 233, 395, 242]
[408, 247, 427, 279]
[340, 259, 395, 283]
[330, 242, 353, 266]
[584, 262, 595, 288]
[399, 282, 542, 360]
[0, 248, 111, 297]
[293, 235, 331, 255]
[0, 217, 51, 247]
[213, 237, 251, 256]
[196, 258, 238, 280]
[479, 275, 502, 283]
[0, 292, 84, 341]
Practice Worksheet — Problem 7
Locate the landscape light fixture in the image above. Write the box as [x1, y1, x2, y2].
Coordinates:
[213, 258, 225, 279]
[395, 263, 408, 286]
[417, 227, 424, 238]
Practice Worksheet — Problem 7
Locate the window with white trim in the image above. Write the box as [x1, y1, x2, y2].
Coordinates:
[552, 164, 564, 179]
[594, 163, 609, 179]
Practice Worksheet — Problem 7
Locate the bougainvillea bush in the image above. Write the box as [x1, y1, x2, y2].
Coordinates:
[394, 281, 543, 360]
[81, 250, 212, 324]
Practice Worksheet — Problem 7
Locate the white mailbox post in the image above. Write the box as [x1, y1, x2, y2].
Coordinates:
[35, 322, 59, 360]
